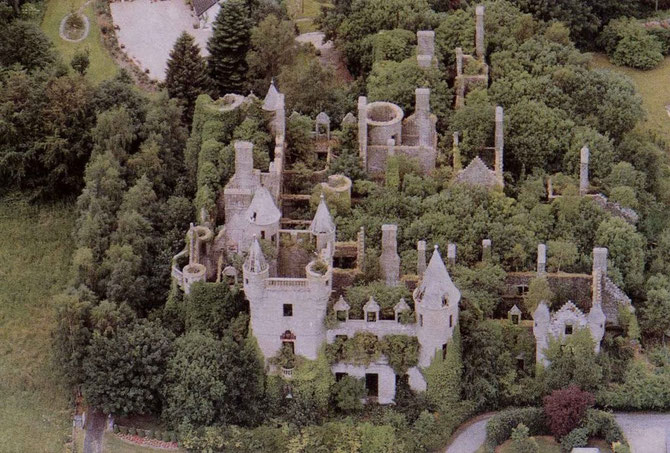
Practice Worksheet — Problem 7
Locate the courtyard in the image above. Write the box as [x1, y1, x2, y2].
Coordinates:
[110, 0, 213, 81]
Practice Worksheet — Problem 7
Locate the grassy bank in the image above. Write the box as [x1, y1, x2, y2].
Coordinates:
[592, 53, 670, 144]
[287, 0, 332, 33]
[41, 0, 118, 84]
[0, 196, 75, 452]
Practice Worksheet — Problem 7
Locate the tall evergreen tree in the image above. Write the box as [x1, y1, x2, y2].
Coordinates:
[165, 32, 209, 124]
[207, 0, 252, 96]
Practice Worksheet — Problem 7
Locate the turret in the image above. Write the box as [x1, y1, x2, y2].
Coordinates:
[310, 194, 336, 252]
[414, 245, 461, 367]
[243, 236, 269, 303]
[263, 80, 285, 138]
[245, 186, 281, 249]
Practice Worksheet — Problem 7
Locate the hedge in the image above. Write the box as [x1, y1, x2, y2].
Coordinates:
[485, 407, 548, 449]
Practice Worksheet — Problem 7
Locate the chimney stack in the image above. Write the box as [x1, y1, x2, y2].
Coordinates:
[234, 141, 254, 188]
[537, 243, 546, 275]
[482, 239, 492, 262]
[447, 243, 457, 267]
[494, 106, 504, 186]
[475, 5, 485, 59]
[358, 96, 368, 169]
[580, 146, 590, 196]
[416, 88, 432, 147]
[380, 225, 401, 286]
[417, 241, 427, 277]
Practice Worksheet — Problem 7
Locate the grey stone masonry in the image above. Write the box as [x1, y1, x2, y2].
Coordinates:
[417, 241, 427, 277]
[494, 106, 504, 186]
[482, 239, 492, 262]
[380, 225, 401, 286]
[447, 243, 457, 267]
[475, 5, 485, 59]
[580, 146, 590, 196]
[417, 30, 435, 68]
[537, 243, 546, 275]
[593, 247, 608, 275]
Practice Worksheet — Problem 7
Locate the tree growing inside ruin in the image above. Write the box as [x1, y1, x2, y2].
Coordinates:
[207, 0, 252, 96]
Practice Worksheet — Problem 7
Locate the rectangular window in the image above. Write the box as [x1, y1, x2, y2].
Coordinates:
[516, 285, 529, 296]
[336, 310, 347, 321]
[367, 312, 377, 322]
[449, 314, 453, 327]
[282, 341, 295, 354]
[283, 304, 293, 317]
[335, 372, 347, 382]
[512, 314, 519, 325]
[335, 334, 348, 342]
[261, 231, 266, 240]
[420, 314, 423, 327]
[442, 343, 448, 360]
[565, 324, 573, 335]
[365, 373, 379, 398]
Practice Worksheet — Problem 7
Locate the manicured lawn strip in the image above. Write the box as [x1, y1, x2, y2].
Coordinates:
[41, 0, 118, 84]
[0, 196, 75, 452]
[592, 53, 670, 145]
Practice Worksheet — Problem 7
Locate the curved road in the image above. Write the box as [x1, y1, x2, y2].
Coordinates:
[444, 412, 670, 453]
[445, 414, 492, 453]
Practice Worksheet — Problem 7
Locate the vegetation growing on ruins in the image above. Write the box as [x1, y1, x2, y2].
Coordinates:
[5, 0, 670, 451]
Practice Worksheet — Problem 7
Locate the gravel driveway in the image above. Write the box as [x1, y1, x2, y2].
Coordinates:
[110, 0, 212, 81]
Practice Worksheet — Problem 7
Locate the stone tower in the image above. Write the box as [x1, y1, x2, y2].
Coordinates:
[310, 194, 336, 252]
[414, 246, 461, 367]
[380, 225, 400, 286]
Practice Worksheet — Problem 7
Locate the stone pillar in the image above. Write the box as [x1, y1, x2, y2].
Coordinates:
[593, 247, 608, 275]
[234, 141, 254, 188]
[475, 5, 485, 60]
[416, 88, 431, 147]
[417, 30, 435, 68]
[276, 94, 286, 138]
[417, 241, 427, 277]
[357, 227, 365, 271]
[580, 146, 590, 196]
[380, 224, 400, 286]
[482, 239, 491, 262]
[537, 243, 546, 275]
[494, 106, 504, 186]
[475, 5, 484, 60]
[358, 96, 368, 169]
[455, 47, 464, 76]
[447, 243, 457, 267]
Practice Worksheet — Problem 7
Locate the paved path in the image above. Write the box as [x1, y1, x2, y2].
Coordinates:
[615, 412, 670, 453]
[83, 410, 106, 453]
[445, 414, 492, 453]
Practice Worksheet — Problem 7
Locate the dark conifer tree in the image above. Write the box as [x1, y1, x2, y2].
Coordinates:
[165, 32, 209, 125]
[206, 0, 252, 96]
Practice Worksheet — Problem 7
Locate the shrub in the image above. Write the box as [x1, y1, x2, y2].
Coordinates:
[113, 424, 119, 433]
[380, 335, 420, 375]
[600, 18, 664, 70]
[584, 409, 626, 444]
[543, 386, 595, 438]
[485, 407, 547, 448]
[511, 423, 539, 453]
[332, 375, 365, 412]
[119, 426, 128, 434]
[560, 427, 588, 452]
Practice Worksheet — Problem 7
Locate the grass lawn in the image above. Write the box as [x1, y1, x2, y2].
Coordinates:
[287, 0, 332, 33]
[592, 53, 670, 145]
[41, 0, 118, 84]
[0, 196, 75, 452]
[484, 435, 614, 453]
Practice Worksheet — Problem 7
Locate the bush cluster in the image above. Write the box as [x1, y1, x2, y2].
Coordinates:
[600, 18, 664, 69]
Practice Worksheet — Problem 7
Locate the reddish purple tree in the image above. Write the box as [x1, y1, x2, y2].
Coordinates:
[543, 386, 595, 438]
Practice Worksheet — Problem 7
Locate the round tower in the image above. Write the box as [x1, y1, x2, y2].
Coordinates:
[243, 236, 269, 305]
[414, 245, 461, 367]
[309, 195, 336, 252]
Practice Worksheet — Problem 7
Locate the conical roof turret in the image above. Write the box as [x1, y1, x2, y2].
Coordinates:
[246, 186, 281, 226]
[415, 245, 460, 308]
[263, 79, 282, 111]
[245, 236, 268, 273]
[310, 194, 335, 234]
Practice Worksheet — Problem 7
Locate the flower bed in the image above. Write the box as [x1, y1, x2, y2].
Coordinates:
[115, 432, 180, 450]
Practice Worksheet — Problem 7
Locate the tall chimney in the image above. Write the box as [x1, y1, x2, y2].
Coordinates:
[453, 131, 462, 170]
[482, 239, 492, 262]
[380, 225, 400, 286]
[416, 88, 431, 147]
[234, 141, 254, 188]
[455, 47, 464, 76]
[494, 106, 504, 186]
[417, 241, 427, 277]
[447, 243, 457, 267]
[537, 243, 546, 275]
[593, 247, 608, 275]
[580, 146, 590, 196]
[475, 5, 485, 59]
[417, 30, 435, 68]
[358, 96, 368, 169]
